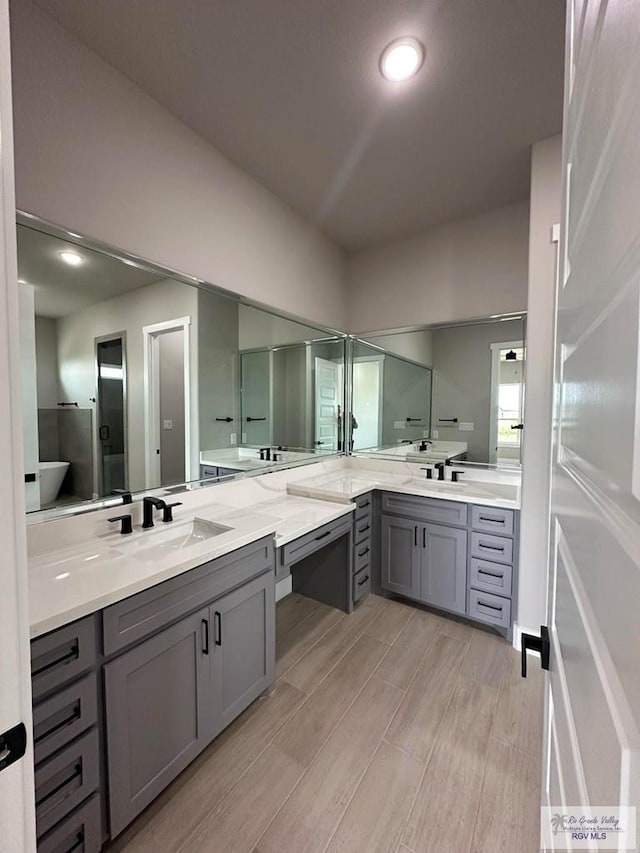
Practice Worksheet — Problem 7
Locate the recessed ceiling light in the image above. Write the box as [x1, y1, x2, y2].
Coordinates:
[18, 278, 27, 284]
[58, 250, 83, 266]
[380, 37, 424, 82]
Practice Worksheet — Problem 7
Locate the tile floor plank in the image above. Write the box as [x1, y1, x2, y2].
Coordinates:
[324, 739, 423, 853]
[365, 596, 414, 645]
[255, 677, 404, 853]
[491, 648, 545, 758]
[275, 634, 390, 767]
[276, 602, 344, 680]
[276, 592, 320, 638]
[374, 608, 443, 691]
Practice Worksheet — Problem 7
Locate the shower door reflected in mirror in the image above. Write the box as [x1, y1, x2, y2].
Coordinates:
[95, 333, 127, 497]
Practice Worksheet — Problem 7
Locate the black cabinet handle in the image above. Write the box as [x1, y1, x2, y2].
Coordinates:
[358, 546, 370, 558]
[214, 612, 222, 646]
[414, 526, 418, 546]
[201, 619, 209, 655]
[247, 416, 266, 422]
[521, 626, 550, 678]
[358, 523, 370, 534]
[406, 417, 421, 422]
[423, 527, 426, 548]
[215, 417, 234, 422]
[478, 568, 503, 578]
[479, 515, 505, 524]
[478, 600, 502, 612]
[359, 500, 371, 509]
[358, 575, 370, 586]
[315, 530, 331, 542]
[479, 542, 504, 552]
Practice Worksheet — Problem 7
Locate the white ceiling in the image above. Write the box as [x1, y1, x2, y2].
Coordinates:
[17, 226, 163, 317]
[34, 0, 565, 250]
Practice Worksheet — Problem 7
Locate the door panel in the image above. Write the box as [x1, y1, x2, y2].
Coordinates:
[104, 609, 210, 837]
[211, 572, 274, 732]
[545, 0, 640, 840]
[314, 356, 339, 451]
[420, 523, 467, 614]
[380, 515, 420, 600]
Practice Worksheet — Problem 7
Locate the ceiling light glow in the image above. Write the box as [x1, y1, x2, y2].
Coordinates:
[59, 250, 84, 266]
[380, 37, 424, 82]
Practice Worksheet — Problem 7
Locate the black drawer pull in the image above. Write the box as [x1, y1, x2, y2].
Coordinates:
[478, 600, 503, 612]
[35, 703, 81, 744]
[479, 515, 505, 524]
[479, 543, 504, 552]
[358, 575, 370, 586]
[478, 568, 503, 579]
[358, 524, 370, 534]
[315, 530, 331, 542]
[32, 644, 79, 678]
[214, 611, 222, 646]
[68, 835, 84, 853]
[359, 501, 371, 509]
[414, 526, 418, 546]
[201, 619, 209, 655]
[358, 546, 370, 558]
[36, 761, 82, 808]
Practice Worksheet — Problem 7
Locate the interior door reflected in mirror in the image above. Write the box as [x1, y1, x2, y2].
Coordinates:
[352, 314, 526, 465]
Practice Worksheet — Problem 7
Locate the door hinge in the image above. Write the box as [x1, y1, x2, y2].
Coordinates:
[0, 723, 27, 773]
[521, 626, 550, 678]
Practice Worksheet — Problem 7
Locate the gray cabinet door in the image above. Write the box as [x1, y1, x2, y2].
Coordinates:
[210, 572, 275, 733]
[380, 514, 420, 600]
[420, 523, 467, 615]
[104, 608, 210, 838]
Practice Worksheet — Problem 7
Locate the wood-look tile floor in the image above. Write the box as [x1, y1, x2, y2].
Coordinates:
[109, 594, 544, 853]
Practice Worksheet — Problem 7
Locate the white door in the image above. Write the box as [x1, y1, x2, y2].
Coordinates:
[352, 355, 384, 450]
[314, 357, 340, 451]
[0, 0, 37, 846]
[542, 1, 640, 849]
[18, 283, 41, 510]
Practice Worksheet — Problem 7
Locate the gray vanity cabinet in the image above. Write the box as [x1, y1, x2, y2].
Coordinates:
[209, 571, 275, 733]
[104, 608, 211, 837]
[420, 523, 467, 614]
[381, 515, 421, 599]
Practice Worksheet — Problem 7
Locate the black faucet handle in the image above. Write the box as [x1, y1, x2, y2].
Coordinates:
[419, 466, 434, 480]
[109, 514, 133, 535]
[451, 471, 463, 483]
[162, 502, 183, 523]
[112, 489, 132, 504]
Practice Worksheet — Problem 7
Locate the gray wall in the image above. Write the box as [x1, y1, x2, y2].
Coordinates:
[159, 329, 186, 486]
[347, 201, 529, 333]
[367, 330, 433, 366]
[380, 357, 432, 446]
[198, 290, 239, 452]
[34, 316, 59, 408]
[431, 318, 524, 461]
[10, 0, 347, 331]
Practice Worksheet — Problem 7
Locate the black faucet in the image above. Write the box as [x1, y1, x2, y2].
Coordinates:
[435, 462, 446, 481]
[259, 447, 272, 461]
[108, 514, 133, 535]
[419, 439, 433, 452]
[142, 496, 166, 529]
[162, 501, 182, 523]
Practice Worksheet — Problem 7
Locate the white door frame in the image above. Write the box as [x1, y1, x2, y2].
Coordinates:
[143, 317, 191, 489]
[489, 340, 523, 465]
[0, 0, 37, 845]
[352, 354, 385, 449]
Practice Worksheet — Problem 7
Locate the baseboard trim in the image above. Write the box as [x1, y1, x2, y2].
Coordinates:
[275, 575, 292, 602]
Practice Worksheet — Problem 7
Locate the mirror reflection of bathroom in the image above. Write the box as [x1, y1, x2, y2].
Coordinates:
[17, 221, 346, 514]
[356, 314, 526, 465]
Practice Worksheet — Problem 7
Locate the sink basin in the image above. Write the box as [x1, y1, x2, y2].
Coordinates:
[110, 517, 232, 562]
[405, 479, 519, 502]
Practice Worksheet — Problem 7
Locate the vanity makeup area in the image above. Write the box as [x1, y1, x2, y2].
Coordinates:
[21, 218, 525, 851]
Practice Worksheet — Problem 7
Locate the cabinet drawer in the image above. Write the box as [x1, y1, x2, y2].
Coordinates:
[353, 567, 371, 603]
[281, 515, 351, 568]
[35, 728, 100, 839]
[37, 792, 102, 853]
[31, 617, 97, 701]
[353, 541, 371, 574]
[353, 514, 372, 544]
[471, 505, 514, 537]
[470, 531, 513, 566]
[468, 589, 511, 630]
[200, 465, 218, 479]
[381, 492, 467, 528]
[103, 537, 273, 655]
[470, 558, 513, 598]
[33, 674, 98, 766]
[354, 493, 373, 519]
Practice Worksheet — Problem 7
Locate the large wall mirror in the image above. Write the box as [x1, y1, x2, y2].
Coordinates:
[350, 314, 526, 465]
[18, 218, 346, 517]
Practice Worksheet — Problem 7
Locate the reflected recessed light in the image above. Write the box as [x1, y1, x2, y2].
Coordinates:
[59, 250, 83, 266]
[380, 37, 424, 82]
[55, 572, 70, 580]
[18, 278, 27, 284]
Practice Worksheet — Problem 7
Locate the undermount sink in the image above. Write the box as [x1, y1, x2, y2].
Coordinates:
[110, 517, 232, 562]
[406, 479, 519, 502]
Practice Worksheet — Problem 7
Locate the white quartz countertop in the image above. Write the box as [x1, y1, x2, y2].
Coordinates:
[28, 493, 353, 639]
[287, 468, 520, 509]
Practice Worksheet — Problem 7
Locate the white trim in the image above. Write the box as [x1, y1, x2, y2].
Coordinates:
[143, 317, 192, 489]
[489, 340, 523, 464]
